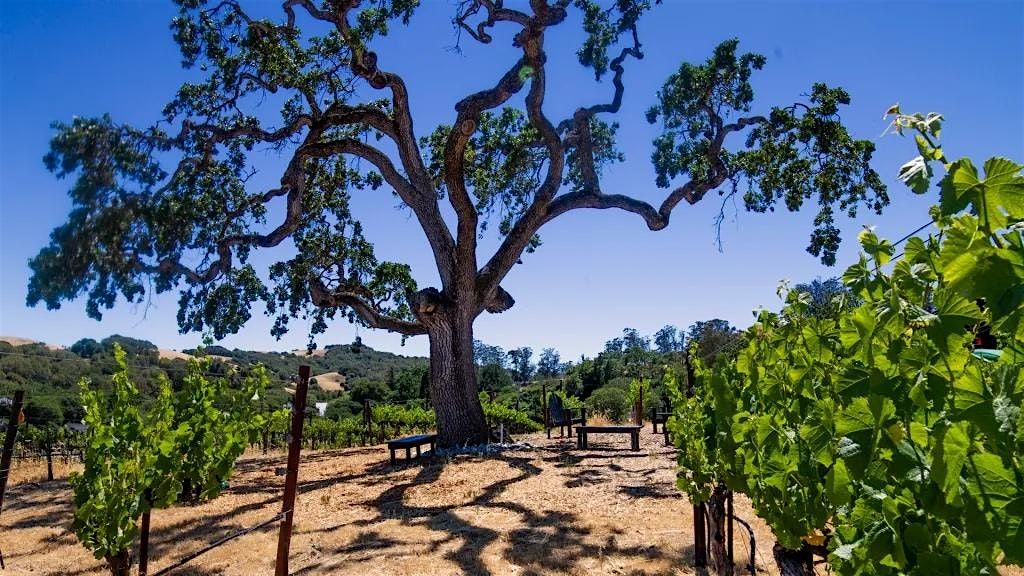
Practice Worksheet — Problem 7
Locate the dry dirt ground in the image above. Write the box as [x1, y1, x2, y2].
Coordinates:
[16, 425, 1018, 576]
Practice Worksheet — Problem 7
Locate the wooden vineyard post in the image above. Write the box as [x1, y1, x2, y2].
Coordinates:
[0, 391, 25, 514]
[138, 497, 152, 576]
[638, 384, 644, 425]
[45, 440, 54, 482]
[362, 400, 372, 445]
[275, 365, 310, 576]
[1, 390, 25, 571]
[542, 383, 549, 439]
[727, 491, 735, 576]
[694, 502, 708, 569]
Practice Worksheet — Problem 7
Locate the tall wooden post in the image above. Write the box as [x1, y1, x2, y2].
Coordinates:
[542, 383, 549, 439]
[0, 390, 25, 571]
[45, 442, 54, 482]
[727, 491, 735, 576]
[138, 504, 151, 576]
[275, 365, 310, 576]
[362, 400, 372, 444]
[637, 384, 644, 425]
[694, 502, 707, 568]
[0, 391, 26, 515]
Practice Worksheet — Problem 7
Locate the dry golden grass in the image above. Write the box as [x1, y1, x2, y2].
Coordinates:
[0, 336, 65, 351]
[3, 430, 1021, 576]
[311, 371, 347, 392]
[2, 430, 768, 575]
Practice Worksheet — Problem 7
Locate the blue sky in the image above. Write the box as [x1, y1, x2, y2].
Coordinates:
[1, 1, 1021, 360]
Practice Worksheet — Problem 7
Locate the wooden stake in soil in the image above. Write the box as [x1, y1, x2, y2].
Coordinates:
[362, 400, 372, 445]
[693, 502, 707, 568]
[138, 508, 151, 576]
[542, 383, 549, 439]
[728, 491, 735, 576]
[0, 390, 26, 514]
[275, 365, 310, 576]
[46, 443, 54, 481]
[0, 390, 25, 572]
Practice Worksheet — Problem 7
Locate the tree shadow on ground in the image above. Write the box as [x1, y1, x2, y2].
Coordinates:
[618, 484, 682, 500]
[564, 467, 607, 488]
[293, 447, 691, 576]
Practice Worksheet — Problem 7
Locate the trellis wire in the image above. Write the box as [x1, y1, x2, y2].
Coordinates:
[148, 511, 287, 576]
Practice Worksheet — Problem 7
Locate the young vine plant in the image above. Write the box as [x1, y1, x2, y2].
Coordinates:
[70, 344, 266, 576]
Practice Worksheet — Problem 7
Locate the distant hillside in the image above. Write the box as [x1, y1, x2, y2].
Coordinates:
[182, 342, 426, 385]
[0, 335, 428, 426]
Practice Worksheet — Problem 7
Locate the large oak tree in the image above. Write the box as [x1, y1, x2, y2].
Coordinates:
[28, 0, 887, 446]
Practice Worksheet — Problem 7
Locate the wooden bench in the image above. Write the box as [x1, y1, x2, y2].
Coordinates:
[387, 434, 437, 465]
[574, 425, 641, 451]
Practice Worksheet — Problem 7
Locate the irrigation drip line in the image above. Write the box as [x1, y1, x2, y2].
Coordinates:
[149, 510, 288, 576]
[730, 514, 758, 575]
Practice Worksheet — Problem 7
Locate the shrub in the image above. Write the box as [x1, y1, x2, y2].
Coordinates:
[174, 361, 266, 503]
[586, 385, 629, 422]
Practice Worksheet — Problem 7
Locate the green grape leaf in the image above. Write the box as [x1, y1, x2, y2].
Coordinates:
[931, 421, 969, 504]
[965, 452, 1018, 508]
[836, 397, 876, 436]
[826, 459, 854, 503]
[937, 214, 984, 293]
[940, 157, 1024, 234]
[898, 154, 933, 194]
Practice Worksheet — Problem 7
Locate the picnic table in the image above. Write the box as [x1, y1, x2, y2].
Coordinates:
[387, 433, 437, 465]
[574, 425, 641, 451]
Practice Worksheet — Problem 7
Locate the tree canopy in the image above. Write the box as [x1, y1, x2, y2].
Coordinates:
[28, 0, 886, 344]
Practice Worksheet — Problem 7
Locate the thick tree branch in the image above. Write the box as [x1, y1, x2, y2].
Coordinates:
[474, 22, 566, 313]
[545, 115, 766, 227]
[444, 56, 532, 298]
[445, 0, 569, 311]
[282, 0, 457, 291]
[139, 108, 410, 284]
[309, 277, 428, 336]
[477, 112, 766, 305]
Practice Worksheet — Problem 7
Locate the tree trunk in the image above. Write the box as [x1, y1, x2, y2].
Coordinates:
[773, 542, 814, 576]
[427, 310, 489, 448]
[105, 550, 132, 576]
[707, 484, 731, 575]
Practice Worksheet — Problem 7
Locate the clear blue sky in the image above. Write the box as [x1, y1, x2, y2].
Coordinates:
[1, 1, 1021, 360]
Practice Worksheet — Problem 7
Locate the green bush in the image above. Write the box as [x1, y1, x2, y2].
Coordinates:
[586, 385, 629, 422]
[325, 396, 362, 420]
[71, 347, 184, 576]
[626, 377, 649, 421]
